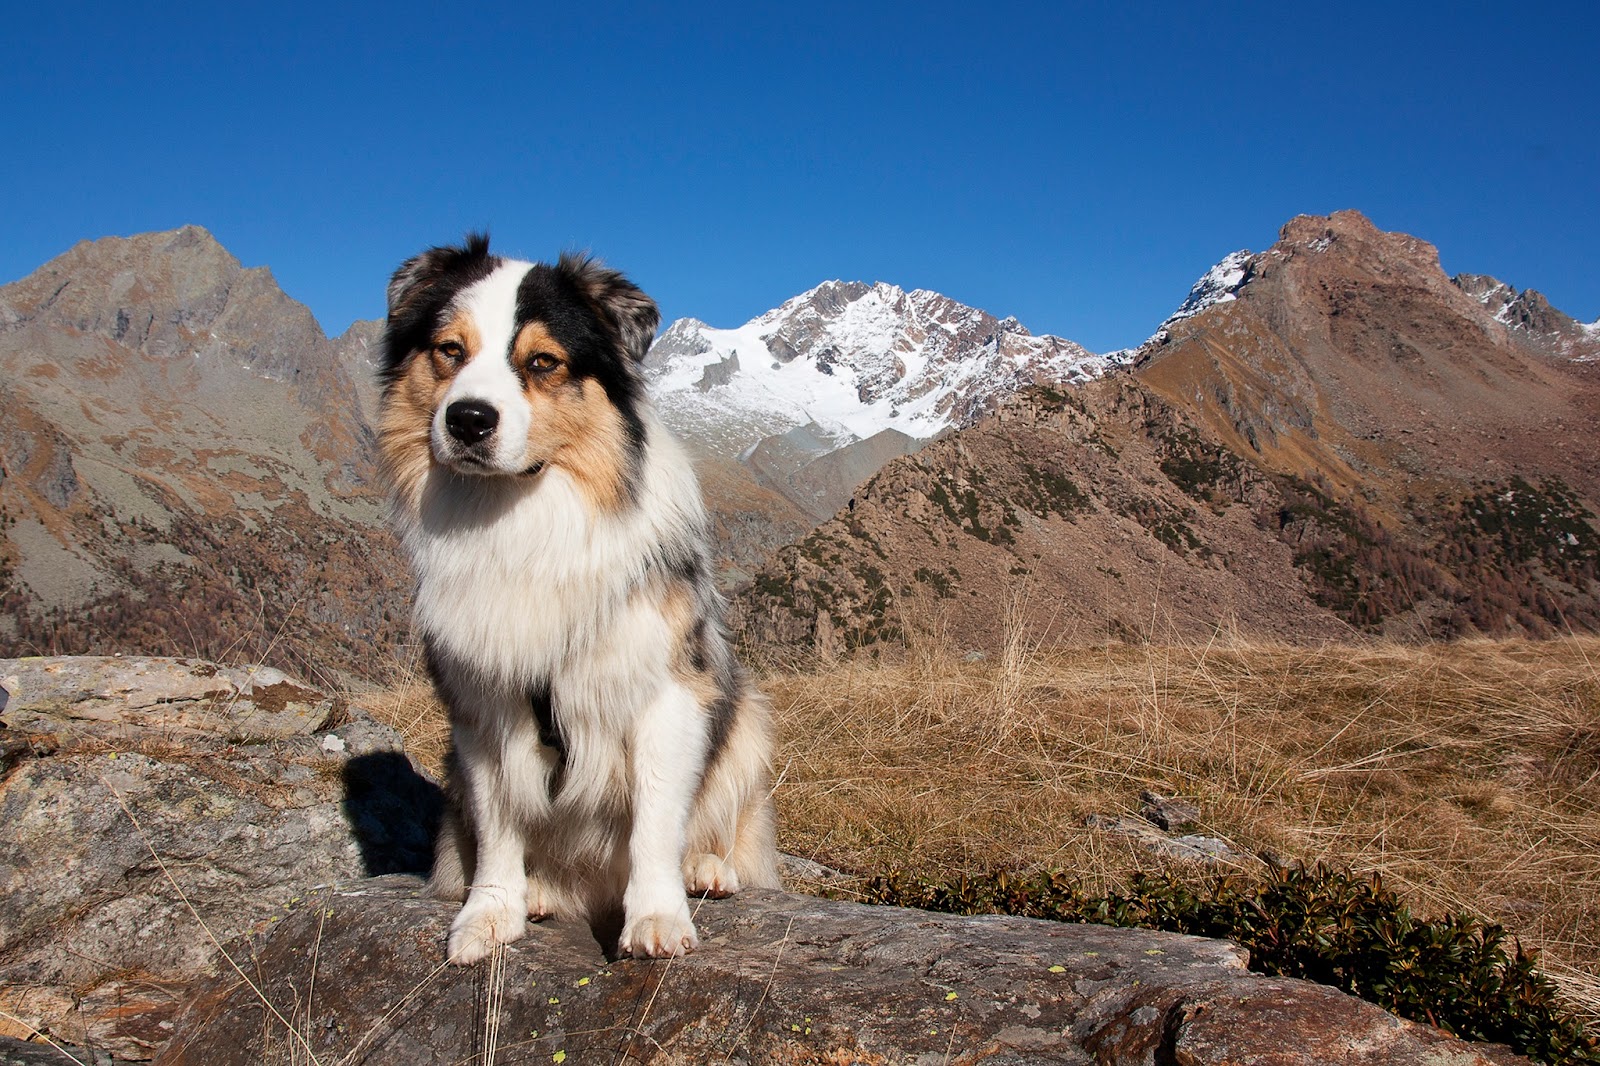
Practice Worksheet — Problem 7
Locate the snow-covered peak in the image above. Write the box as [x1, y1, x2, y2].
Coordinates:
[1162, 251, 1256, 329]
[1108, 250, 1259, 357]
[646, 279, 1107, 451]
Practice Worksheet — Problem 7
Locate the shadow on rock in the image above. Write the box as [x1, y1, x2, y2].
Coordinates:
[340, 752, 444, 876]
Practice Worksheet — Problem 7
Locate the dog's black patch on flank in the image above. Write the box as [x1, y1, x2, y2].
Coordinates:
[381, 233, 500, 386]
[704, 678, 738, 769]
[529, 681, 567, 798]
[688, 616, 710, 674]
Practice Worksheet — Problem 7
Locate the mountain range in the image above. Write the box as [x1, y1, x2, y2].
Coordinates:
[1, 212, 1596, 679]
[732, 211, 1600, 652]
[643, 278, 1116, 581]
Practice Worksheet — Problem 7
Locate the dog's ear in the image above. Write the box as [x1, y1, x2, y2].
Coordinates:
[386, 233, 494, 319]
[381, 235, 497, 383]
[557, 253, 661, 363]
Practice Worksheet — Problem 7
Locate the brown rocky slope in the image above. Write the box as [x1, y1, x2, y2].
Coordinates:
[732, 212, 1600, 654]
[0, 228, 412, 685]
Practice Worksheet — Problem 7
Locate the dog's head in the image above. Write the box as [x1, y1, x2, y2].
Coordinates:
[377, 235, 660, 513]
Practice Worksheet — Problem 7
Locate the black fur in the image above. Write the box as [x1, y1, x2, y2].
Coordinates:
[528, 681, 567, 798]
[515, 258, 652, 472]
[381, 233, 500, 385]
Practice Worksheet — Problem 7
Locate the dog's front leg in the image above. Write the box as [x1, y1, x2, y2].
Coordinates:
[447, 722, 532, 964]
[619, 683, 706, 958]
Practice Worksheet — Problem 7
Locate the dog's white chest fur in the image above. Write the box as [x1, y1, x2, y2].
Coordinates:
[407, 467, 662, 688]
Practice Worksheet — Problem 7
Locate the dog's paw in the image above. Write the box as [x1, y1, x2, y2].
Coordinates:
[526, 877, 556, 920]
[619, 907, 699, 959]
[447, 895, 527, 965]
[683, 853, 741, 898]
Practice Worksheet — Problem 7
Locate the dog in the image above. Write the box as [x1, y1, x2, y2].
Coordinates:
[376, 235, 780, 964]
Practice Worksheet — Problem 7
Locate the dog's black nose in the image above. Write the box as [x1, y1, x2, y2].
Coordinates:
[445, 401, 500, 444]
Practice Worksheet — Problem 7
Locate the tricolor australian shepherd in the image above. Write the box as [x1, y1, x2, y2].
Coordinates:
[377, 236, 779, 964]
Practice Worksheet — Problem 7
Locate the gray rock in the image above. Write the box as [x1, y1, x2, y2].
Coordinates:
[693, 350, 740, 390]
[775, 851, 849, 884]
[0, 657, 441, 1059]
[0, 656, 335, 741]
[1084, 812, 1243, 865]
[1158, 835, 1240, 863]
[1139, 790, 1201, 833]
[157, 875, 1524, 1065]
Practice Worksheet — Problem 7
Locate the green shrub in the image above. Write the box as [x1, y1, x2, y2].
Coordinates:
[860, 863, 1597, 1064]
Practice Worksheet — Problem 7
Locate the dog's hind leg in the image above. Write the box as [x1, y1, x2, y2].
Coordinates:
[428, 804, 472, 903]
[525, 874, 557, 919]
[683, 851, 740, 898]
[727, 790, 780, 890]
[684, 691, 781, 895]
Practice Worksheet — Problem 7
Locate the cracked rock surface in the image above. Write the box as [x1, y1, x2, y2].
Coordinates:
[160, 876, 1522, 1065]
[0, 656, 439, 1059]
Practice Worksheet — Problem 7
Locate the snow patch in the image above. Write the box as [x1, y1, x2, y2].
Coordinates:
[1165, 251, 1254, 326]
[646, 280, 1108, 446]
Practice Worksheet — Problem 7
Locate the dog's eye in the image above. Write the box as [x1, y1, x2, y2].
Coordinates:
[436, 341, 466, 363]
[527, 353, 561, 374]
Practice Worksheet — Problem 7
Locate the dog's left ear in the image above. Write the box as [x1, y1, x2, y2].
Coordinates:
[558, 253, 661, 363]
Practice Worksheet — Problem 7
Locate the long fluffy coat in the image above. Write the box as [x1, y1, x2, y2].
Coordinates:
[377, 237, 778, 963]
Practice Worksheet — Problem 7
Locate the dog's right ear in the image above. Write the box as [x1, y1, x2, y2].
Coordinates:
[381, 235, 497, 384]
[386, 233, 495, 319]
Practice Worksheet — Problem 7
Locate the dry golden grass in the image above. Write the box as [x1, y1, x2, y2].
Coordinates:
[364, 632, 1600, 1022]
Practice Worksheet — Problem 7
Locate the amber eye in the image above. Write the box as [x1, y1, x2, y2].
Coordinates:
[527, 352, 561, 374]
[436, 341, 466, 363]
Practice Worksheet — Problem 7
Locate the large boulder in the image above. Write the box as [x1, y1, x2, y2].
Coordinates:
[0, 656, 440, 1058]
[157, 876, 1522, 1065]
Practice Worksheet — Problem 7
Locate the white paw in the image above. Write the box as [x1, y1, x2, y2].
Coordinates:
[619, 906, 699, 959]
[683, 853, 741, 898]
[447, 894, 527, 965]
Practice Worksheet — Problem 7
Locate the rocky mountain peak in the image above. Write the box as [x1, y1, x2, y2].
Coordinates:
[1453, 271, 1587, 342]
[647, 278, 1107, 449]
[1271, 211, 1449, 286]
[0, 229, 404, 680]
[1155, 250, 1257, 338]
[0, 225, 343, 400]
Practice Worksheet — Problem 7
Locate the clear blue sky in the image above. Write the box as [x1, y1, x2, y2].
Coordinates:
[5, 2, 1596, 353]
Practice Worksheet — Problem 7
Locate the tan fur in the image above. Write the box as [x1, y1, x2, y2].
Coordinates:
[512, 321, 569, 373]
[436, 311, 483, 367]
[377, 354, 442, 513]
[529, 377, 634, 512]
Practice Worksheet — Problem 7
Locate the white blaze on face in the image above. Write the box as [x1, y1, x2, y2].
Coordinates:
[435, 259, 538, 473]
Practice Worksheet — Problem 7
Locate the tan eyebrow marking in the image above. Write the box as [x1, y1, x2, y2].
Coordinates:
[514, 321, 569, 368]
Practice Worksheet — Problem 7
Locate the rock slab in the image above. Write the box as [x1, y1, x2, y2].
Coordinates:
[0, 656, 335, 741]
[158, 876, 1522, 1065]
[0, 656, 439, 1058]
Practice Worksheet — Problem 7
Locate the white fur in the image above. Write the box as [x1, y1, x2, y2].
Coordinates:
[404, 419, 705, 687]
[432, 262, 538, 475]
